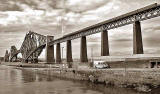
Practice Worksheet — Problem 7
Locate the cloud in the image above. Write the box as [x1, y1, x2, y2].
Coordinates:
[0, 1, 22, 11]
[66, 0, 110, 13]
[0, 32, 25, 56]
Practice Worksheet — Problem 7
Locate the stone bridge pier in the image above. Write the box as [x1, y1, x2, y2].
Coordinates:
[66, 40, 73, 62]
[56, 43, 61, 63]
[133, 21, 143, 54]
[101, 30, 109, 56]
[80, 36, 88, 62]
[4, 50, 9, 62]
[45, 36, 74, 64]
[46, 35, 55, 64]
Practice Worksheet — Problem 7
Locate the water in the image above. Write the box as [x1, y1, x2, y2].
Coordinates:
[0, 65, 158, 94]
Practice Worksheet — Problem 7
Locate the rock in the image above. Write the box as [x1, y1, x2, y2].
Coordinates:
[136, 84, 151, 92]
[89, 75, 98, 83]
[89, 75, 94, 82]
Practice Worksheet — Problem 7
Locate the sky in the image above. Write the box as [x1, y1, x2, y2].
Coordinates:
[1, 0, 160, 58]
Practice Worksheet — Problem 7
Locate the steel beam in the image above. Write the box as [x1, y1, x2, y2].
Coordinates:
[20, 31, 46, 61]
[10, 46, 18, 62]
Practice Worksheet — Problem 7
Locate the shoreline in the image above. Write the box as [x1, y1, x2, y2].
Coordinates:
[1, 62, 160, 93]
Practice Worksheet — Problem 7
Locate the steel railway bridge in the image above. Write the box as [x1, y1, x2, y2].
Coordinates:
[4, 3, 160, 63]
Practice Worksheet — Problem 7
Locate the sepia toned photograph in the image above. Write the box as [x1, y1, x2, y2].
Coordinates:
[1, 0, 160, 94]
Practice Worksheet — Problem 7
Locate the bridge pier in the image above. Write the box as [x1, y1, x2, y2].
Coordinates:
[4, 50, 9, 62]
[66, 40, 73, 62]
[101, 30, 109, 56]
[46, 36, 55, 63]
[133, 21, 143, 54]
[56, 43, 61, 63]
[80, 36, 88, 62]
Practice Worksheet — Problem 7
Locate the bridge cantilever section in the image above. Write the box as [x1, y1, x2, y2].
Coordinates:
[10, 50, 20, 62]
[8, 31, 52, 63]
[25, 44, 46, 60]
[20, 31, 46, 63]
[49, 3, 160, 45]
[10, 46, 20, 62]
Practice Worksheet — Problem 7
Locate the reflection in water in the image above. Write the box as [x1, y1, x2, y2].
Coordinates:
[21, 69, 55, 83]
[21, 70, 36, 83]
[0, 65, 159, 94]
[10, 70, 17, 82]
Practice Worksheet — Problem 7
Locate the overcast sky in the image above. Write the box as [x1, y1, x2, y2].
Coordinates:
[1, 0, 160, 58]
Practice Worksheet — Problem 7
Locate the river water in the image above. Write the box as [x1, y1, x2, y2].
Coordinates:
[0, 65, 158, 94]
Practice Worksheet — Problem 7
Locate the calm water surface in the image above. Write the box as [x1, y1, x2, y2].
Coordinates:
[0, 65, 158, 94]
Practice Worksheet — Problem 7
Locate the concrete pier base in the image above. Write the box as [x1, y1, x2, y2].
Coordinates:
[56, 43, 61, 63]
[46, 36, 55, 63]
[80, 36, 88, 62]
[101, 30, 109, 56]
[133, 21, 143, 54]
[66, 40, 73, 62]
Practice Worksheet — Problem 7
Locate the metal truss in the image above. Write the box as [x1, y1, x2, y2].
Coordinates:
[49, 3, 160, 45]
[20, 31, 46, 60]
[10, 46, 19, 61]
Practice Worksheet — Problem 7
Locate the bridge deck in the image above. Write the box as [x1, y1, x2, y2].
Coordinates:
[64, 3, 158, 37]
[49, 3, 160, 45]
